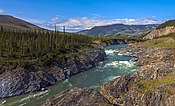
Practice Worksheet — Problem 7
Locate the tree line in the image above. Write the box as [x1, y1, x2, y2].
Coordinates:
[0, 26, 93, 68]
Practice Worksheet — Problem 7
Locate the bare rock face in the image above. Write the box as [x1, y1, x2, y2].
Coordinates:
[0, 49, 106, 98]
[144, 26, 175, 39]
[0, 68, 56, 98]
[0, 40, 128, 99]
[42, 88, 111, 106]
[42, 46, 175, 106]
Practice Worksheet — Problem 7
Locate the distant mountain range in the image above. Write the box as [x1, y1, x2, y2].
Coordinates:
[78, 24, 158, 36]
[0, 15, 42, 31]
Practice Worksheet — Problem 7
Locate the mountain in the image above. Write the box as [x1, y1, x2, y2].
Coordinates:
[144, 20, 175, 39]
[78, 24, 157, 36]
[0, 15, 42, 31]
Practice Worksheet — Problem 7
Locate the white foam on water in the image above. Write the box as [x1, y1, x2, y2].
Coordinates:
[0, 100, 6, 106]
[32, 90, 48, 98]
[19, 102, 27, 106]
[120, 60, 136, 67]
[130, 69, 138, 72]
[105, 49, 116, 54]
[99, 61, 103, 64]
[104, 61, 119, 67]
[63, 79, 72, 87]
[104, 60, 136, 68]
[7, 90, 48, 106]
[95, 69, 104, 72]
[119, 61, 129, 64]
[69, 82, 72, 87]
[63, 79, 69, 83]
[107, 76, 120, 81]
[103, 76, 120, 83]
[36, 92, 49, 100]
[117, 53, 123, 56]
[90, 85, 100, 89]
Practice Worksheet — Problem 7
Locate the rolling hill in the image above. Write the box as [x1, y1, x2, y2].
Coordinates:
[0, 15, 42, 31]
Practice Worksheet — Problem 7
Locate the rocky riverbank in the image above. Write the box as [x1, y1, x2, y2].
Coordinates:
[42, 45, 175, 106]
[0, 39, 129, 99]
[0, 46, 106, 99]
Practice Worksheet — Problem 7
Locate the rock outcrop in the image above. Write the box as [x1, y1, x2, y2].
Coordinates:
[42, 88, 111, 106]
[0, 38, 131, 99]
[0, 49, 106, 98]
[42, 45, 175, 106]
[102, 39, 128, 46]
[144, 26, 175, 39]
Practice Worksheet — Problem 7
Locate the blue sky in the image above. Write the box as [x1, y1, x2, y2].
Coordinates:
[0, 0, 175, 31]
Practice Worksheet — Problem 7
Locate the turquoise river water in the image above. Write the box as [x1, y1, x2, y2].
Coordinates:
[0, 45, 138, 106]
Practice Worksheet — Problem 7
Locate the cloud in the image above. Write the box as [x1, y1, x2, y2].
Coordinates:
[0, 9, 5, 14]
[25, 18, 44, 24]
[92, 14, 103, 19]
[41, 16, 161, 32]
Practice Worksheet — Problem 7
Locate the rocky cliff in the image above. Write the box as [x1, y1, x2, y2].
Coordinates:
[144, 26, 175, 39]
[144, 20, 175, 39]
[102, 39, 128, 46]
[42, 87, 110, 106]
[0, 39, 127, 99]
[42, 45, 175, 106]
[0, 48, 106, 98]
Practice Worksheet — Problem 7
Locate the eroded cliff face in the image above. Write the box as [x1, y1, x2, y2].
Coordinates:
[0, 49, 106, 98]
[42, 46, 175, 106]
[42, 88, 111, 106]
[144, 26, 175, 39]
[0, 39, 129, 99]
[98, 46, 175, 106]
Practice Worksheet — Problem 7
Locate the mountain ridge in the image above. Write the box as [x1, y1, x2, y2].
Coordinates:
[78, 24, 158, 36]
[0, 15, 42, 31]
[144, 20, 175, 39]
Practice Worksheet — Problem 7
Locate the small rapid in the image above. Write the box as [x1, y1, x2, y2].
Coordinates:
[0, 45, 138, 106]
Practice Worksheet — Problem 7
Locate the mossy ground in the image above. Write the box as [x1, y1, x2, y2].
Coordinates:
[138, 36, 175, 48]
[134, 74, 175, 94]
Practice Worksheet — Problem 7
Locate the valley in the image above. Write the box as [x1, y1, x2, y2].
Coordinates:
[0, 7, 175, 106]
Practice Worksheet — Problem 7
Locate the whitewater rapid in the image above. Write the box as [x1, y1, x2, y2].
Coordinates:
[0, 45, 138, 106]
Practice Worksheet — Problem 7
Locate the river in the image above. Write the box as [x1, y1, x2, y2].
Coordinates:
[0, 45, 138, 106]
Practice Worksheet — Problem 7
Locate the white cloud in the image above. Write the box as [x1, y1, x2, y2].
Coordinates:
[51, 17, 58, 22]
[0, 9, 5, 14]
[92, 14, 103, 19]
[42, 16, 161, 32]
[25, 18, 44, 24]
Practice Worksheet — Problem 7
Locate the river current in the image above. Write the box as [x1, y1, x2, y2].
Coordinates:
[0, 45, 138, 106]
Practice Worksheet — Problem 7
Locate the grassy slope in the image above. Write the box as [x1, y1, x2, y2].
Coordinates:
[156, 20, 175, 29]
[134, 33, 175, 96]
[138, 33, 175, 48]
[135, 74, 175, 95]
[0, 15, 42, 31]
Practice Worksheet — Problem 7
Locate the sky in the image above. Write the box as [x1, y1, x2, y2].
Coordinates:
[0, 0, 175, 31]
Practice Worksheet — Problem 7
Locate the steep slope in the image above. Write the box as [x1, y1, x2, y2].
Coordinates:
[78, 24, 157, 36]
[42, 45, 175, 106]
[0, 15, 42, 31]
[144, 20, 175, 39]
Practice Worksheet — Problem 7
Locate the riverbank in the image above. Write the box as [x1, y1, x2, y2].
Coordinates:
[0, 46, 105, 99]
[42, 44, 175, 106]
[0, 39, 131, 99]
[1, 44, 139, 106]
